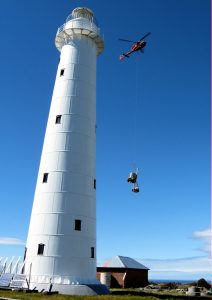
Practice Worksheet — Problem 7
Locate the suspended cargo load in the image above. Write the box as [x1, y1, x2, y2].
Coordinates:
[127, 168, 140, 193]
[132, 184, 139, 193]
[127, 172, 137, 183]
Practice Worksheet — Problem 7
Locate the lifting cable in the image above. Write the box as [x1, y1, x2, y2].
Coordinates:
[127, 59, 140, 193]
[132, 60, 139, 170]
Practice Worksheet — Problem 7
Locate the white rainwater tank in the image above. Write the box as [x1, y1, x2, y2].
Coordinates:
[24, 7, 107, 295]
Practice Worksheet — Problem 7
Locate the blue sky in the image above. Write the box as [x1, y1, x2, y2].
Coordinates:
[0, 0, 210, 281]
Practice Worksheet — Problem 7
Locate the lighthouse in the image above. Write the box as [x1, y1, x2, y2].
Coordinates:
[24, 7, 107, 295]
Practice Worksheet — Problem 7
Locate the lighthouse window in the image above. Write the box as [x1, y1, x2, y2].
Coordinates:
[55, 115, 62, 124]
[60, 69, 65, 76]
[91, 247, 95, 258]
[43, 173, 48, 183]
[37, 243, 45, 255]
[94, 179, 96, 189]
[75, 219, 82, 231]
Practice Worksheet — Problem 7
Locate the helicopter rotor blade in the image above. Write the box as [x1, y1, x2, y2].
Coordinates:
[118, 38, 135, 43]
[139, 32, 151, 41]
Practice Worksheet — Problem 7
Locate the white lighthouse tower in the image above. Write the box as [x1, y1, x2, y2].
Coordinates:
[24, 7, 107, 295]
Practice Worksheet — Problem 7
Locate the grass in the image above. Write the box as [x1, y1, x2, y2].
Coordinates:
[0, 289, 211, 300]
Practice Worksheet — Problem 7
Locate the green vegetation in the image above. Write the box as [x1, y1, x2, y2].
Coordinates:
[0, 292, 163, 300]
[0, 288, 211, 300]
[0, 280, 211, 300]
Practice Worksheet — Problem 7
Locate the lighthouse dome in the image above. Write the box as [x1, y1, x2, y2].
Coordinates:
[71, 7, 94, 20]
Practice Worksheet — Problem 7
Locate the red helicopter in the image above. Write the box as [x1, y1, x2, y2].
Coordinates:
[119, 32, 151, 61]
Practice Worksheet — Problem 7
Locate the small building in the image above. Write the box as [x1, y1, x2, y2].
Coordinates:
[97, 256, 149, 288]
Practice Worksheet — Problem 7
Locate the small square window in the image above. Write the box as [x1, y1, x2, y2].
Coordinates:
[37, 243, 45, 255]
[91, 247, 95, 258]
[55, 115, 62, 124]
[43, 173, 48, 183]
[60, 69, 65, 76]
[75, 219, 82, 231]
[94, 179, 96, 190]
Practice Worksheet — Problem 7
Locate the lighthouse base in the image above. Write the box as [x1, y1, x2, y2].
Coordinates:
[29, 282, 110, 295]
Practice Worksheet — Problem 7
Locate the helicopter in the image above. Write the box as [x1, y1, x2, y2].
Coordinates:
[119, 32, 151, 61]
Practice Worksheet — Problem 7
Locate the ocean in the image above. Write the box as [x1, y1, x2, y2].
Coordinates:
[149, 279, 198, 284]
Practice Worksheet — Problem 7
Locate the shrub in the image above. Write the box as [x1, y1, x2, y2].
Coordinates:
[161, 282, 179, 289]
[197, 278, 211, 289]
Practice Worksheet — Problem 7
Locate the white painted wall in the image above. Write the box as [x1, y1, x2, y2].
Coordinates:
[25, 17, 103, 287]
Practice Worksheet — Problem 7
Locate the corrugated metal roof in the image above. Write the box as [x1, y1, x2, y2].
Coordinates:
[101, 256, 149, 270]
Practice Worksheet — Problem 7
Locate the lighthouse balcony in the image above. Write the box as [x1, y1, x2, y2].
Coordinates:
[55, 17, 104, 54]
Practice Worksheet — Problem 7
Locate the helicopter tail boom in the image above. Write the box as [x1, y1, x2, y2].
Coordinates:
[119, 53, 130, 61]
